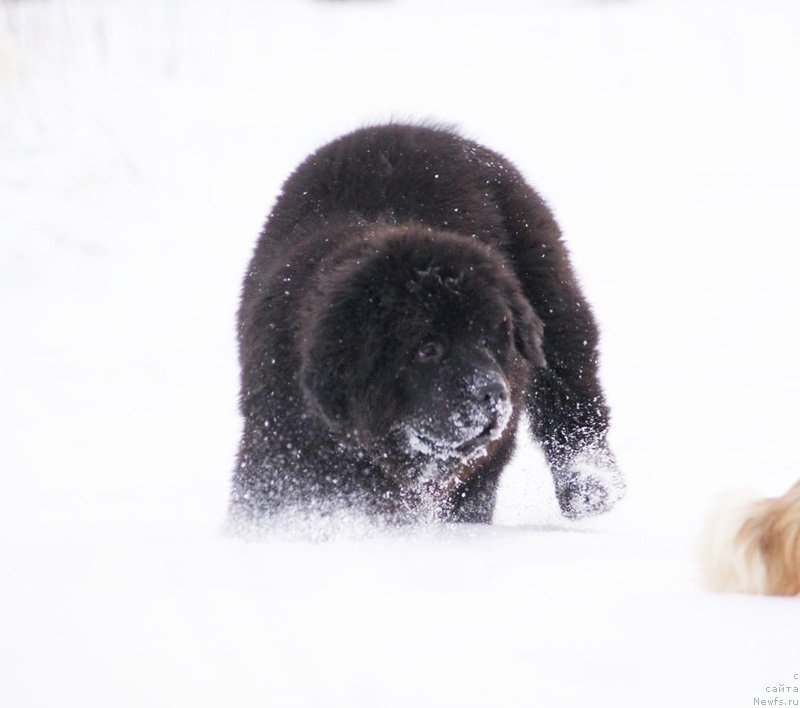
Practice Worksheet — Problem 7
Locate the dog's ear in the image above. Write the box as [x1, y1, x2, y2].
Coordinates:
[301, 350, 352, 431]
[299, 291, 361, 431]
[300, 285, 391, 440]
[301, 323, 395, 443]
[509, 291, 547, 368]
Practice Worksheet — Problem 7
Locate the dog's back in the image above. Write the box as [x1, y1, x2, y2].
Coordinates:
[700, 481, 800, 595]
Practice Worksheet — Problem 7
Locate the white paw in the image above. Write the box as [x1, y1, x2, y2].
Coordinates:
[555, 448, 626, 519]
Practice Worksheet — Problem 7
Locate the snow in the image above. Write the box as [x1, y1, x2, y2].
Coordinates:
[2, 0, 800, 706]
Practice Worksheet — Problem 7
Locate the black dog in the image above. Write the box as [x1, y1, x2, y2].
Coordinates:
[230, 124, 624, 527]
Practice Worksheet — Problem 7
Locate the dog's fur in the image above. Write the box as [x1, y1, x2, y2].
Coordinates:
[700, 480, 800, 596]
[229, 124, 624, 528]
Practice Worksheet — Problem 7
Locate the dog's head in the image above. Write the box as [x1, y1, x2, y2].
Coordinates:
[300, 227, 546, 466]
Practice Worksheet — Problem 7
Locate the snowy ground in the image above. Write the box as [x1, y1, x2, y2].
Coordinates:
[2, 0, 799, 706]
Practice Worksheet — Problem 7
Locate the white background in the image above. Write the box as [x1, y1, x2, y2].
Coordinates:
[1, 0, 799, 706]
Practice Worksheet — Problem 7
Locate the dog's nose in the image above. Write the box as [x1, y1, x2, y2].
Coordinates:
[475, 376, 508, 409]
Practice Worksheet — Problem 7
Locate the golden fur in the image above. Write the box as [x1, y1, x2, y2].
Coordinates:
[700, 480, 800, 596]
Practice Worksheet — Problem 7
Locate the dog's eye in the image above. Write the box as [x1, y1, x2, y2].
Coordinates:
[416, 341, 444, 363]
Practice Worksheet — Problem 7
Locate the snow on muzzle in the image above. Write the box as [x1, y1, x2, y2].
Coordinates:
[403, 372, 512, 462]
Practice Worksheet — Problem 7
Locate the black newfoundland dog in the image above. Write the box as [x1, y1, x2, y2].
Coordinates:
[230, 124, 624, 528]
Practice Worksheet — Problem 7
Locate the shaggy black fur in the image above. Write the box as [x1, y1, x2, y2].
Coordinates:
[230, 124, 624, 528]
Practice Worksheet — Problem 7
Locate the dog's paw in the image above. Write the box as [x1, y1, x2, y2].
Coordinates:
[555, 450, 626, 519]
